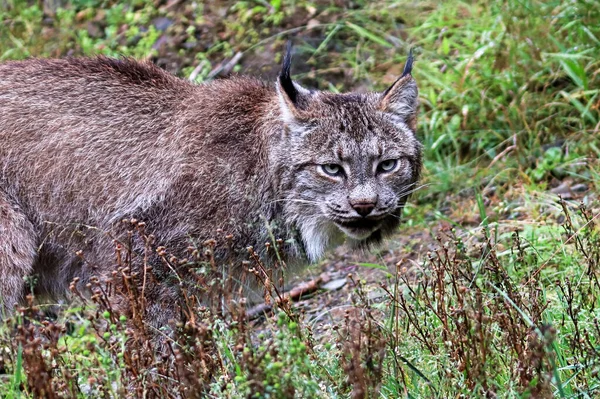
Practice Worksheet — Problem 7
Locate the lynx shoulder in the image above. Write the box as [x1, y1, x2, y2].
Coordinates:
[0, 47, 421, 321]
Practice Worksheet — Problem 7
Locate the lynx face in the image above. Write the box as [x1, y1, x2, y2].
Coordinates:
[274, 51, 422, 261]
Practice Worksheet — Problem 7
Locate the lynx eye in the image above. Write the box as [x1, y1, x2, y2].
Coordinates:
[377, 159, 398, 173]
[320, 164, 344, 177]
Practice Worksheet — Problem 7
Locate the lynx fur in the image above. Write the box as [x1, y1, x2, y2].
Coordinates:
[0, 46, 421, 325]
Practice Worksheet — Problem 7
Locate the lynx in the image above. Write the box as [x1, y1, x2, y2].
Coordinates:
[0, 45, 421, 326]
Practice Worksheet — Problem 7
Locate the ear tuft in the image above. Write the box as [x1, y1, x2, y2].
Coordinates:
[278, 41, 298, 105]
[380, 50, 418, 124]
[276, 41, 312, 129]
[400, 47, 414, 78]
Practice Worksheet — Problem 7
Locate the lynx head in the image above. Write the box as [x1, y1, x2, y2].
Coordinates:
[273, 45, 422, 261]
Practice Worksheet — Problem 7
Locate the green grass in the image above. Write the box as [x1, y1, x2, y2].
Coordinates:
[1, 0, 599, 397]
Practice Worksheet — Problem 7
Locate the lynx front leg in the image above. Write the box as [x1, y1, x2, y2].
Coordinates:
[0, 192, 37, 318]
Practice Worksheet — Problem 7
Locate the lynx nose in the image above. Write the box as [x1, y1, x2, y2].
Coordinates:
[351, 201, 376, 217]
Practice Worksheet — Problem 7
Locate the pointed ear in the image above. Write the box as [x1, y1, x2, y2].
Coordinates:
[379, 50, 419, 129]
[277, 42, 311, 128]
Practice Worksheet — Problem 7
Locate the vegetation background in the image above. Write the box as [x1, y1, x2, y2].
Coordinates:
[0, 0, 599, 397]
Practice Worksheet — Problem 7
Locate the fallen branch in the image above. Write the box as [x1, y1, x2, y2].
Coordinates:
[247, 273, 331, 319]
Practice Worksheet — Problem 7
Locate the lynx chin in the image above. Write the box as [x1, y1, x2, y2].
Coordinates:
[0, 45, 421, 321]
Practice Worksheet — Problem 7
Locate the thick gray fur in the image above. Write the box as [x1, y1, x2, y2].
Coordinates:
[0, 49, 421, 326]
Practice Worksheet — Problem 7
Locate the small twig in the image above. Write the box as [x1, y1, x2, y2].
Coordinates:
[207, 52, 243, 80]
[188, 60, 208, 82]
[488, 134, 517, 168]
[247, 273, 330, 319]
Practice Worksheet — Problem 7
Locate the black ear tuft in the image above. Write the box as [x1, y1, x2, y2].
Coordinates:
[379, 48, 418, 122]
[401, 48, 414, 78]
[279, 41, 298, 104]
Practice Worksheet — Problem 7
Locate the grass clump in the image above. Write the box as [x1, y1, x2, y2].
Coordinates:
[3, 202, 599, 397]
[382, 201, 600, 396]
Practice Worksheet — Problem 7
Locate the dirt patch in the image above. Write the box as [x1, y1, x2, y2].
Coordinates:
[244, 224, 441, 343]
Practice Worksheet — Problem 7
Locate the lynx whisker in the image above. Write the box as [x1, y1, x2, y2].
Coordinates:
[386, 210, 407, 220]
[398, 183, 432, 198]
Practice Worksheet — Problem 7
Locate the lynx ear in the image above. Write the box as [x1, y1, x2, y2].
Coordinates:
[379, 50, 418, 128]
[277, 42, 311, 128]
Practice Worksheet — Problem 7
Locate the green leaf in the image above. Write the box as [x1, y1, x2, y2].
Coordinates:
[442, 36, 450, 55]
[345, 22, 392, 48]
[355, 262, 388, 271]
[559, 58, 588, 90]
[270, 0, 281, 12]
